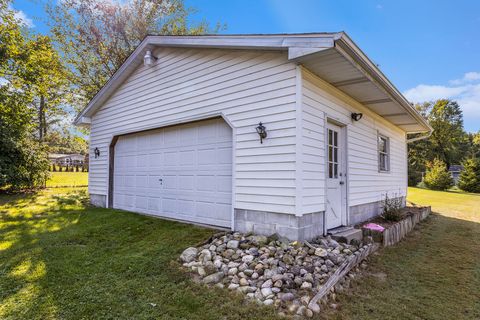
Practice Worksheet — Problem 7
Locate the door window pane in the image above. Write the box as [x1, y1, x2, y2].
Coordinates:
[328, 128, 340, 179]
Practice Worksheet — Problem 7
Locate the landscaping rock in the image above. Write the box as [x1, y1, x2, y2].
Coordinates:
[180, 247, 198, 263]
[280, 292, 295, 301]
[180, 231, 369, 317]
[203, 272, 224, 284]
[314, 248, 328, 257]
[226, 240, 239, 249]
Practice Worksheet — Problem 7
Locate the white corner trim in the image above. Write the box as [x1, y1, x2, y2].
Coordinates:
[294, 65, 304, 217]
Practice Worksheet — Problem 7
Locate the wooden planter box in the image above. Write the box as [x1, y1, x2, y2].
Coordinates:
[362, 206, 432, 247]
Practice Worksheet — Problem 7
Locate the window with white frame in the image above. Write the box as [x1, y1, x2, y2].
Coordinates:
[378, 133, 390, 172]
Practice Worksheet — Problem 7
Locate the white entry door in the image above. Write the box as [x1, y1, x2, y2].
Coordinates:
[325, 122, 346, 229]
[113, 118, 233, 228]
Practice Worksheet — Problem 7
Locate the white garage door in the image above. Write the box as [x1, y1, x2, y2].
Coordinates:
[113, 118, 233, 227]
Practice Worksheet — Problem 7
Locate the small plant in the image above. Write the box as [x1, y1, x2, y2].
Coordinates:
[423, 158, 454, 191]
[381, 193, 403, 222]
[458, 158, 480, 193]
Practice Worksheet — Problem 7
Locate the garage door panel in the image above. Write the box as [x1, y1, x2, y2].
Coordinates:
[178, 175, 195, 190]
[113, 118, 232, 227]
[178, 199, 195, 216]
[196, 202, 231, 221]
[162, 198, 177, 214]
[147, 198, 160, 211]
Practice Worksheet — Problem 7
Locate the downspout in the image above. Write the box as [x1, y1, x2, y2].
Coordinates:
[406, 130, 432, 144]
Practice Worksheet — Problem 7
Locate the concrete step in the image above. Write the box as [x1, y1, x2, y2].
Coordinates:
[329, 228, 363, 245]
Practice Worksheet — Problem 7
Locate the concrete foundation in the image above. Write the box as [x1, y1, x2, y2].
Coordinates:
[234, 209, 324, 241]
[90, 194, 107, 208]
[349, 196, 406, 225]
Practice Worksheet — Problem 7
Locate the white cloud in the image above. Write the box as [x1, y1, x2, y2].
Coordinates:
[403, 72, 480, 132]
[449, 71, 480, 85]
[7, 5, 34, 28]
[403, 84, 467, 102]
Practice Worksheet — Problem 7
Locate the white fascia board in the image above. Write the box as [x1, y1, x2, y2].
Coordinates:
[147, 34, 336, 47]
[288, 47, 330, 60]
[76, 116, 91, 127]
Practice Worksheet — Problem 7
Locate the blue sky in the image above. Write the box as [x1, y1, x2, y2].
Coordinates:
[11, 0, 480, 132]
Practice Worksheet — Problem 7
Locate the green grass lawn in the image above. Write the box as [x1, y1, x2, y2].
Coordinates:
[46, 172, 88, 188]
[0, 188, 278, 320]
[321, 187, 480, 320]
[0, 187, 479, 319]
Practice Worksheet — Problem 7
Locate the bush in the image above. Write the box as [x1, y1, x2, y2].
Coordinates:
[408, 169, 423, 187]
[458, 158, 480, 193]
[423, 158, 454, 191]
[381, 193, 404, 222]
[0, 138, 50, 190]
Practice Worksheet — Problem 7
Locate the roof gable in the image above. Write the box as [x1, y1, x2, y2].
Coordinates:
[74, 32, 431, 133]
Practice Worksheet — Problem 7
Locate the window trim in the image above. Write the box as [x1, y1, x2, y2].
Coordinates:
[377, 132, 390, 173]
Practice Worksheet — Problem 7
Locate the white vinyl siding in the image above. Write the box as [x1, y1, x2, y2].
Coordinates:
[89, 48, 298, 214]
[300, 69, 407, 214]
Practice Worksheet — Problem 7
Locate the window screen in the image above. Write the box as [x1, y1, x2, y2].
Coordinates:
[378, 134, 390, 172]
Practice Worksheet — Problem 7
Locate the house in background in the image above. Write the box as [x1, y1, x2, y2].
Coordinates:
[74, 33, 432, 240]
[448, 165, 463, 184]
[48, 153, 86, 166]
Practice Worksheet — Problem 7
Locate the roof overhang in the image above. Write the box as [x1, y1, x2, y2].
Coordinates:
[74, 32, 431, 133]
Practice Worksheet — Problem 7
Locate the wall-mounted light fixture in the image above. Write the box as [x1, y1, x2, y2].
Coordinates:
[256, 122, 267, 144]
[351, 112, 363, 122]
[94, 147, 100, 158]
[143, 50, 157, 66]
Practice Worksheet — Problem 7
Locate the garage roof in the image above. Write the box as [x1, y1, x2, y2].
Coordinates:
[74, 32, 432, 133]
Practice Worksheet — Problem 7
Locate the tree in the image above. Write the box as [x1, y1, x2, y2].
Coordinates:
[423, 158, 454, 191]
[0, 1, 51, 189]
[408, 99, 468, 185]
[19, 35, 71, 140]
[47, 0, 221, 104]
[465, 131, 480, 159]
[44, 129, 88, 154]
[457, 158, 480, 193]
[426, 100, 466, 168]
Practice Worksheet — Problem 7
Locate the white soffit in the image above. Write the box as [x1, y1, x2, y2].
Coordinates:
[295, 46, 429, 133]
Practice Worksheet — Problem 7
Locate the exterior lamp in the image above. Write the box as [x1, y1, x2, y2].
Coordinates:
[351, 112, 363, 121]
[256, 122, 267, 144]
[143, 50, 156, 66]
[94, 147, 100, 159]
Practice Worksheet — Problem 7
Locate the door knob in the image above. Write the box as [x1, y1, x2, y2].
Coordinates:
[339, 181, 345, 185]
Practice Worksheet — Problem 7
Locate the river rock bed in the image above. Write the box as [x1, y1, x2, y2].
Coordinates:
[180, 232, 369, 317]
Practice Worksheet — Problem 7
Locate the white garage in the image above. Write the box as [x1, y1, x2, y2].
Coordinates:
[112, 118, 233, 227]
[76, 33, 432, 240]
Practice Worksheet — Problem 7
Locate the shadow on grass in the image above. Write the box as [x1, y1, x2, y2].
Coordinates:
[321, 212, 480, 320]
[0, 191, 280, 320]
